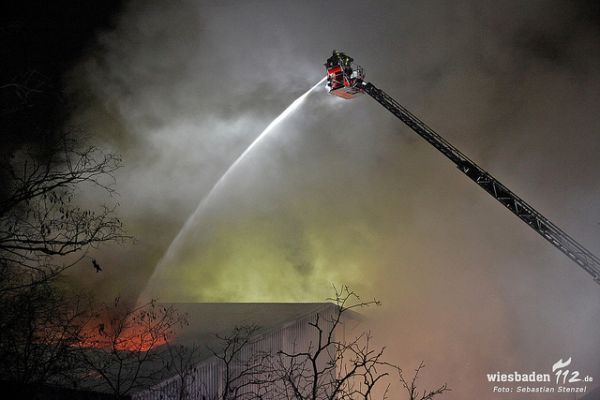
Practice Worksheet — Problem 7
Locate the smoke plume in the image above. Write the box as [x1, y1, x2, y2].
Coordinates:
[66, 1, 600, 397]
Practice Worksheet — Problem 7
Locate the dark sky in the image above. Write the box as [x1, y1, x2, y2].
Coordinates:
[3, 1, 600, 398]
[0, 1, 121, 147]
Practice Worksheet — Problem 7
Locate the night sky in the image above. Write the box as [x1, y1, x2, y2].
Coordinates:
[3, 1, 600, 398]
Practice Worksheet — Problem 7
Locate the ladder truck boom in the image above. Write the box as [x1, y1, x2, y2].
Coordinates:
[325, 50, 600, 285]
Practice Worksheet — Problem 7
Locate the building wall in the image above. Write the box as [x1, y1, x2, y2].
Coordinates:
[133, 305, 337, 400]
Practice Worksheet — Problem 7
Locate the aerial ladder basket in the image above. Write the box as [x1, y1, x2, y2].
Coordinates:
[325, 50, 365, 99]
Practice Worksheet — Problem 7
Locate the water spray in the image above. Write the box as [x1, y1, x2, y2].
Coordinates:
[144, 76, 327, 294]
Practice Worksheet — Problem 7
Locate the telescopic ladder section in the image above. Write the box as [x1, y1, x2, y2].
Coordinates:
[360, 80, 600, 285]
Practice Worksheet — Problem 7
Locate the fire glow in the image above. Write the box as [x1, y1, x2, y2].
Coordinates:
[77, 323, 168, 352]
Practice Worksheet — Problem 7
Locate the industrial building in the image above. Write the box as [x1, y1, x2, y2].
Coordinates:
[132, 303, 347, 400]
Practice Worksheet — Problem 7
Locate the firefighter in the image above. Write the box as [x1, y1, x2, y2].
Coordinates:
[341, 52, 353, 66]
[327, 50, 353, 67]
[326, 51, 338, 68]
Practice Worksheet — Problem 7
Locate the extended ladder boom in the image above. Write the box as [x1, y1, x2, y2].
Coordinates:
[360, 80, 600, 285]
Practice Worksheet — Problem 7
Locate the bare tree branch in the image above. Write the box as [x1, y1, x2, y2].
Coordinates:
[397, 361, 450, 400]
[0, 281, 92, 388]
[76, 297, 187, 398]
[0, 133, 129, 294]
[272, 285, 393, 400]
[208, 325, 275, 400]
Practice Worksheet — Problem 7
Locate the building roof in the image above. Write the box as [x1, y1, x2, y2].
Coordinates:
[75, 303, 341, 395]
[168, 302, 336, 350]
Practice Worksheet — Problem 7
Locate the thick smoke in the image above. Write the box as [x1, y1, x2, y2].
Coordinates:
[67, 0, 600, 398]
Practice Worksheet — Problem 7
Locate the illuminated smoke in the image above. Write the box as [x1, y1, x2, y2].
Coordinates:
[69, 1, 600, 397]
[141, 77, 327, 301]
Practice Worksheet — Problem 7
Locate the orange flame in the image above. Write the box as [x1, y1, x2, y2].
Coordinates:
[76, 320, 169, 352]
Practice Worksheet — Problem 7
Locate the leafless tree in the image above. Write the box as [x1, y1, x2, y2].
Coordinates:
[0, 131, 128, 394]
[271, 285, 394, 400]
[77, 297, 187, 399]
[0, 25, 130, 395]
[136, 288, 449, 400]
[142, 324, 274, 400]
[208, 325, 274, 400]
[0, 280, 91, 393]
[0, 134, 126, 294]
[397, 362, 449, 400]
[160, 341, 204, 400]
